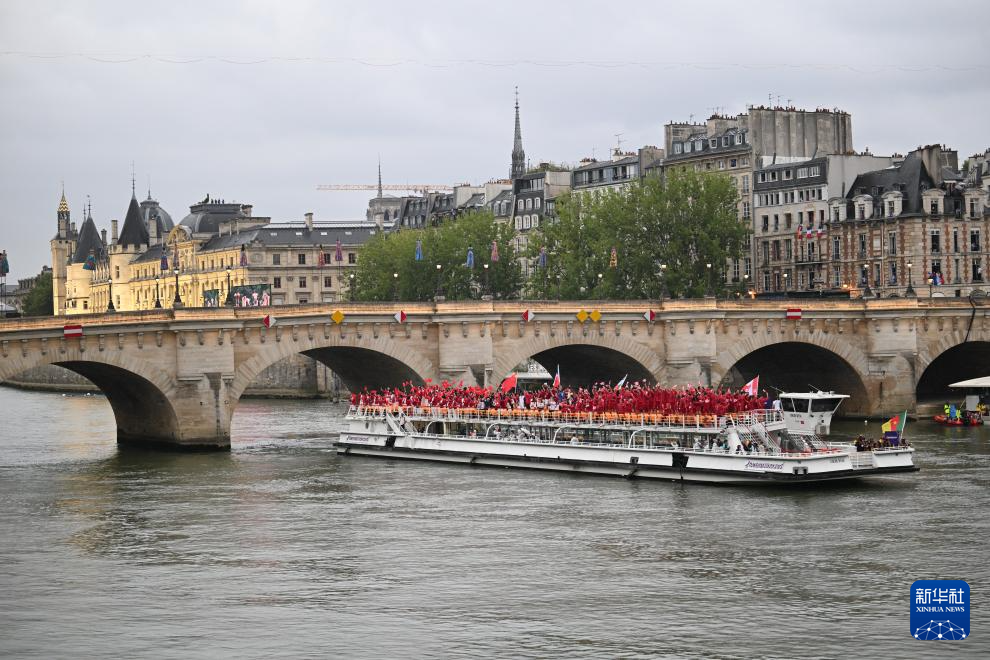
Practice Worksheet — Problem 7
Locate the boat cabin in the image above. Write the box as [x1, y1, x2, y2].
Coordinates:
[777, 391, 848, 435]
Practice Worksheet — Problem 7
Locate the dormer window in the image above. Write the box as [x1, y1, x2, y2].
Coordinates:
[722, 136, 730, 147]
[674, 142, 683, 154]
[735, 133, 743, 145]
[709, 138, 717, 148]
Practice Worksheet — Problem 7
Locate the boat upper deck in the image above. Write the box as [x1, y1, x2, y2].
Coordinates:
[349, 405, 787, 435]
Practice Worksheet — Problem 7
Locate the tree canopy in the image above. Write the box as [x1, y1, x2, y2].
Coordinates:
[526, 169, 748, 299]
[353, 210, 522, 301]
[22, 271, 53, 316]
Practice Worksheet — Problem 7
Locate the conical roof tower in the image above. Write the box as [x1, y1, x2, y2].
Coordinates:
[511, 88, 525, 180]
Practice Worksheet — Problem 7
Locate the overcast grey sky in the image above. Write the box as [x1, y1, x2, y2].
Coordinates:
[1, 0, 988, 278]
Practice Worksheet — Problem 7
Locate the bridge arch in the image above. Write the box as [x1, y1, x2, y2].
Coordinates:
[712, 332, 873, 414]
[0, 347, 181, 446]
[916, 330, 990, 398]
[230, 334, 435, 403]
[491, 334, 664, 387]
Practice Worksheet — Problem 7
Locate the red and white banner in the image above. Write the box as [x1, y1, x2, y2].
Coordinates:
[643, 309, 655, 322]
[262, 314, 276, 328]
[742, 375, 759, 397]
[521, 310, 535, 322]
[63, 324, 83, 338]
[500, 372, 518, 392]
[393, 310, 407, 323]
[786, 308, 802, 320]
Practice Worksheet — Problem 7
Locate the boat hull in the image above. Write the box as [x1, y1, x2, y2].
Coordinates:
[336, 434, 918, 485]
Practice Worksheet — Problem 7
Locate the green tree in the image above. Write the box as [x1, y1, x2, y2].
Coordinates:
[21, 271, 53, 316]
[354, 210, 523, 301]
[527, 169, 747, 299]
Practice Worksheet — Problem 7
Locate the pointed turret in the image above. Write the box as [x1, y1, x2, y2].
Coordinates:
[72, 206, 106, 263]
[117, 192, 150, 248]
[511, 87, 526, 180]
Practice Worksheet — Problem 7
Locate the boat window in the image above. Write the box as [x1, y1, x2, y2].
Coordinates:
[810, 397, 842, 412]
[781, 398, 797, 412]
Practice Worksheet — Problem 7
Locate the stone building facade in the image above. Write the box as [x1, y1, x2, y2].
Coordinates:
[52, 191, 376, 315]
[828, 145, 990, 298]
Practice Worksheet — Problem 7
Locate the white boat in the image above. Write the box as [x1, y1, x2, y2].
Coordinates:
[777, 391, 849, 435]
[339, 405, 917, 485]
[949, 376, 990, 422]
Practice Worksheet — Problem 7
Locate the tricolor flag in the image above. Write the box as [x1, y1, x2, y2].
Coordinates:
[552, 365, 561, 388]
[500, 372, 518, 392]
[262, 314, 276, 329]
[615, 374, 628, 390]
[805, 227, 814, 239]
[643, 309, 655, 322]
[83, 252, 97, 271]
[817, 226, 825, 238]
[741, 375, 759, 397]
[415, 239, 423, 262]
[0, 250, 8, 276]
[393, 310, 407, 323]
[882, 410, 908, 443]
[335, 238, 344, 263]
[521, 309, 535, 322]
[240, 245, 248, 267]
[491, 240, 499, 263]
[786, 308, 802, 320]
[63, 324, 83, 338]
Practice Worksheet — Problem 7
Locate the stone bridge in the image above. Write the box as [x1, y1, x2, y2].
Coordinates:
[1, 298, 987, 449]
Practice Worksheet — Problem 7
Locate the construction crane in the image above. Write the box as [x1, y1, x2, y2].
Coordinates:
[317, 184, 453, 194]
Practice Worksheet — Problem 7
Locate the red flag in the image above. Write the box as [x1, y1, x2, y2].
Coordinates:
[742, 376, 759, 397]
[500, 372, 518, 392]
[552, 365, 560, 388]
[263, 314, 276, 328]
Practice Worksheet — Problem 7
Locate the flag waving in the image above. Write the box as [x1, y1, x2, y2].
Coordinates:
[0, 250, 8, 276]
[466, 246, 475, 268]
[742, 376, 759, 397]
[500, 372, 518, 392]
[415, 239, 423, 262]
[490, 240, 499, 263]
[553, 365, 561, 388]
[615, 374, 628, 390]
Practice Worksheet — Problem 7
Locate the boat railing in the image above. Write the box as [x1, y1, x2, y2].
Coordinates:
[348, 405, 783, 431]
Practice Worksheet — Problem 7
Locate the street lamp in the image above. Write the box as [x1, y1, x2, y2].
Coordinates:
[225, 265, 233, 306]
[392, 272, 399, 301]
[927, 276, 934, 298]
[435, 263, 443, 299]
[173, 267, 182, 307]
[482, 263, 489, 298]
[782, 271, 789, 293]
[349, 272, 356, 301]
[154, 274, 161, 308]
[905, 261, 915, 297]
[107, 278, 116, 312]
[597, 272, 603, 296]
[706, 262, 713, 297]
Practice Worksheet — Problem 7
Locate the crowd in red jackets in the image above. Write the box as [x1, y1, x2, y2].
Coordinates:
[352, 380, 767, 415]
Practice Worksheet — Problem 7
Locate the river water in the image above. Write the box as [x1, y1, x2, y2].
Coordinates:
[0, 386, 988, 659]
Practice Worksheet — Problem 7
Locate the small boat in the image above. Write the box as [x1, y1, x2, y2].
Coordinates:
[932, 414, 984, 427]
[340, 404, 918, 485]
[776, 391, 849, 436]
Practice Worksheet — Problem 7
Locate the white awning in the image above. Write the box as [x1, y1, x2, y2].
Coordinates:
[949, 376, 990, 388]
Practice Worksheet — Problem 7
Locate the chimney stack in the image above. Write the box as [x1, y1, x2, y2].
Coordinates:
[305, 212, 314, 231]
[101, 229, 108, 244]
[148, 216, 158, 244]
[111, 219, 119, 242]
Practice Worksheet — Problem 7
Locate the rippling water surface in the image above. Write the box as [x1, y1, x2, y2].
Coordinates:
[1, 387, 988, 659]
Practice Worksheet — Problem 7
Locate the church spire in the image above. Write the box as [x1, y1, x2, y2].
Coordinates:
[511, 87, 526, 180]
[377, 156, 383, 199]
